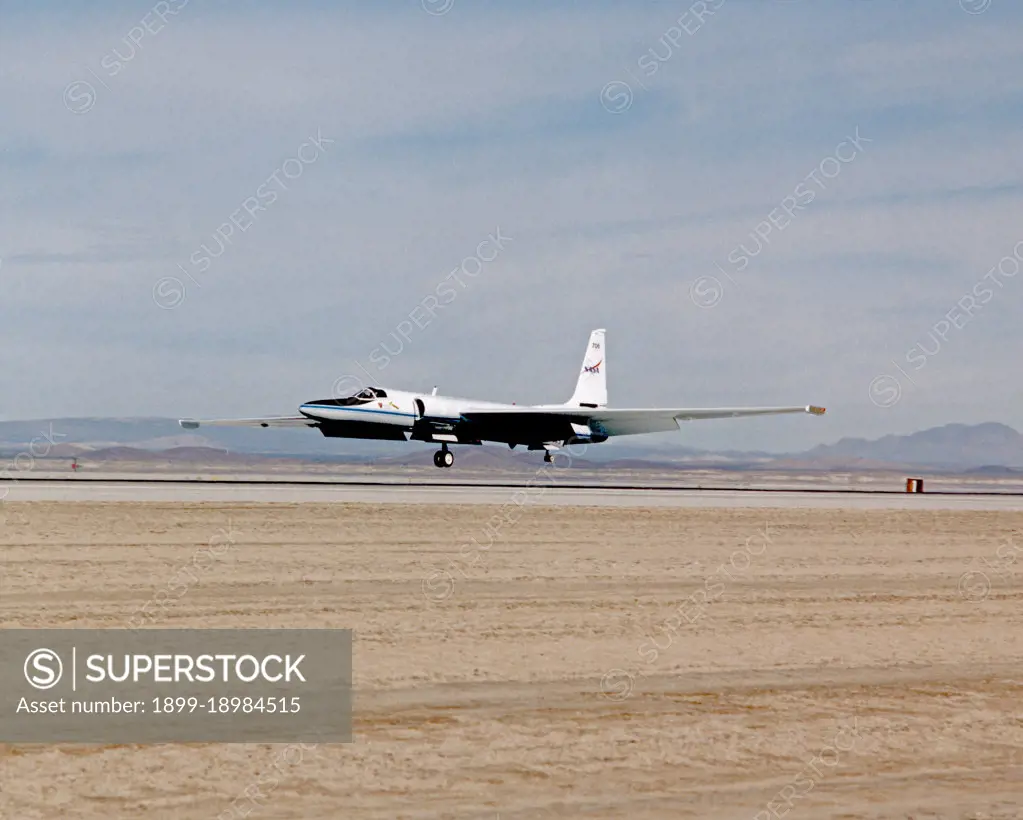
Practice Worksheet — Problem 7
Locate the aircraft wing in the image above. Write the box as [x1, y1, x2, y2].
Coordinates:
[179, 416, 318, 430]
[461, 405, 825, 439]
[588, 405, 824, 436]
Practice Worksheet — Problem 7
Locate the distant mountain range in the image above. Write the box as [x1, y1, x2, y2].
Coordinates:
[793, 422, 1023, 471]
[2, 418, 1023, 472]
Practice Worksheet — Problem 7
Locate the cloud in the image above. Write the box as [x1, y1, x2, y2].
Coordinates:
[0, 0, 1021, 451]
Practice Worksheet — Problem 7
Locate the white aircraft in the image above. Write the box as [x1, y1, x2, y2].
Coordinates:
[179, 329, 825, 468]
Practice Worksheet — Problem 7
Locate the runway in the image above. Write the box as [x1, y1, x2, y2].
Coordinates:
[3, 478, 1023, 509]
[2, 498, 1022, 819]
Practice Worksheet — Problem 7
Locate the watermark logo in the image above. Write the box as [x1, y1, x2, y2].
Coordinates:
[599, 523, 774, 700]
[422, 569, 455, 603]
[332, 227, 512, 392]
[692, 127, 872, 311]
[957, 535, 1021, 602]
[62, 0, 190, 115]
[1, 423, 66, 500]
[599, 668, 635, 702]
[24, 648, 63, 690]
[158, 129, 334, 310]
[960, 0, 992, 14]
[422, 0, 455, 14]
[153, 276, 186, 310]
[867, 239, 1023, 408]
[600, 81, 634, 114]
[957, 569, 992, 603]
[867, 374, 902, 409]
[63, 81, 97, 114]
[600, 0, 727, 116]
[690, 275, 724, 309]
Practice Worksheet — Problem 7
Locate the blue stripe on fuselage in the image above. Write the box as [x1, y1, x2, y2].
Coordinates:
[301, 404, 415, 419]
[300, 404, 462, 423]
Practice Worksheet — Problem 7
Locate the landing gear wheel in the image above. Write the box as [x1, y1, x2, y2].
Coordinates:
[434, 449, 454, 468]
[544, 451, 553, 464]
[433, 451, 444, 468]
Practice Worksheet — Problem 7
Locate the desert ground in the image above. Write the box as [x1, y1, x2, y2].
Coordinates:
[1, 498, 1022, 818]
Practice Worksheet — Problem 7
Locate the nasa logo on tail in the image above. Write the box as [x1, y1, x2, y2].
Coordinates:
[584, 359, 602, 374]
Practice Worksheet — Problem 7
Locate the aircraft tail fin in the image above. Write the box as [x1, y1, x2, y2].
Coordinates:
[567, 328, 607, 407]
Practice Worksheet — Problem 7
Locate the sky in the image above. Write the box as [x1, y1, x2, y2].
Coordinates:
[1, 0, 1021, 453]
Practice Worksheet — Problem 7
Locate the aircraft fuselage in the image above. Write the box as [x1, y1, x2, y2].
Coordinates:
[299, 389, 588, 449]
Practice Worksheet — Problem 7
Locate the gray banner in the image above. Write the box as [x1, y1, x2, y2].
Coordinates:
[0, 629, 352, 743]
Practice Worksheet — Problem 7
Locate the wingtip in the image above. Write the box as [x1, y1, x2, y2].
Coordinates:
[807, 405, 826, 416]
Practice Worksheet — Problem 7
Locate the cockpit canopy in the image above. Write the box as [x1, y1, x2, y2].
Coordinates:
[311, 386, 388, 407]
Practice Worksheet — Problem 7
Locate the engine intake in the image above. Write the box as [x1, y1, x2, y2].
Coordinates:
[411, 396, 479, 444]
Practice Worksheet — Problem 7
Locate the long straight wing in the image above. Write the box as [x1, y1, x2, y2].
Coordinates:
[461, 405, 824, 439]
[593, 405, 824, 436]
[179, 416, 318, 430]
